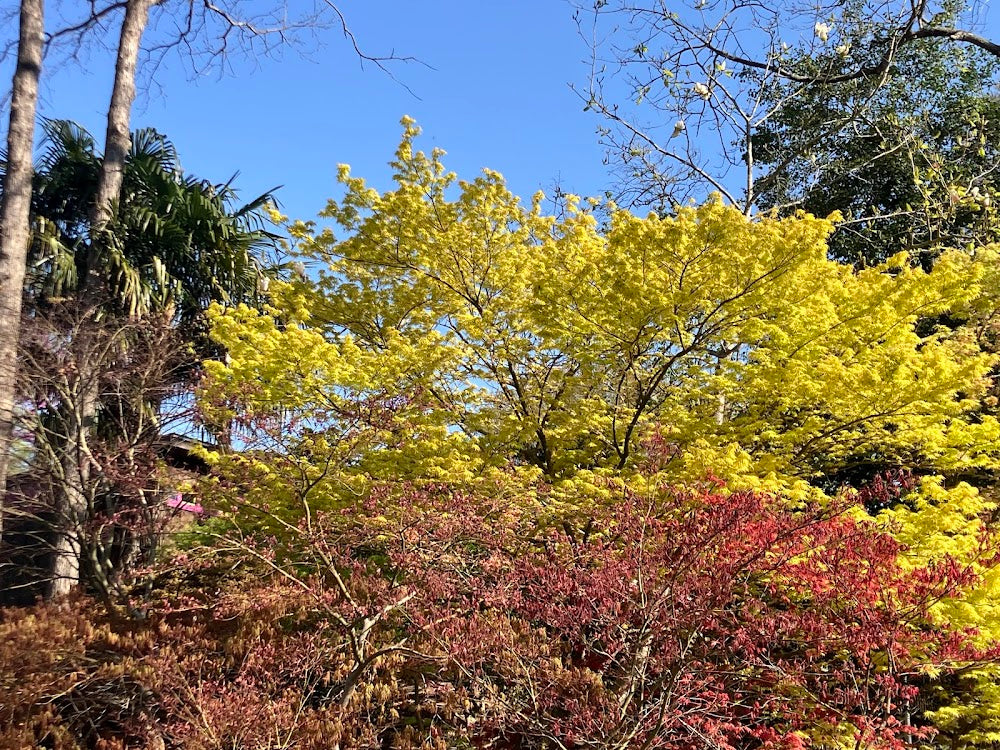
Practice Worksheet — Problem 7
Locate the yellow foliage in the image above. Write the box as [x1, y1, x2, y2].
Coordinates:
[201, 118, 998, 500]
[190, 121, 1000, 745]
[880, 478, 1000, 748]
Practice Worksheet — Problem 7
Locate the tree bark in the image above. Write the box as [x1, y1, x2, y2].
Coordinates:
[0, 0, 44, 532]
[89, 0, 155, 238]
[49, 349, 94, 598]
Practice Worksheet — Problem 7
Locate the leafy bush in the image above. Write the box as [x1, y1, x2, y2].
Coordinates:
[2, 474, 993, 749]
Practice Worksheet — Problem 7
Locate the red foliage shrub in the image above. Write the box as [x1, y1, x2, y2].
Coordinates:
[0, 479, 991, 749]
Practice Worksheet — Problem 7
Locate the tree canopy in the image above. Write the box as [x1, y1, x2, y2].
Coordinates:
[753, 35, 1000, 266]
[579, 0, 1000, 237]
[22, 119, 276, 342]
[201, 120, 999, 505]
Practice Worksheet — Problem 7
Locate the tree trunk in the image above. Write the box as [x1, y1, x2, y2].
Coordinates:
[0, 0, 44, 532]
[51, 0, 154, 596]
[49, 354, 94, 598]
[48, 506, 83, 597]
[89, 0, 155, 238]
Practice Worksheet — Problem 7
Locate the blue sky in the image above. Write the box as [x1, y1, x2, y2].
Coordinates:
[3, 0, 999, 227]
[8, 0, 607, 226]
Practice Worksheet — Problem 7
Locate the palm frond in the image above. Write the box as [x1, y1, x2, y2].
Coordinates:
[19, 118, 280, 348]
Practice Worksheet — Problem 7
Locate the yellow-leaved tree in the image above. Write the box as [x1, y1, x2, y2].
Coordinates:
[195, 119, 1000, 745]
[202, 118, 997, 501]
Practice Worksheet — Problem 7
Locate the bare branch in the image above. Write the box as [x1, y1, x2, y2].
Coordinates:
[911, 25, 1000, 56]
[575, 0, 1000, 224]
[26, 0, 422, 99]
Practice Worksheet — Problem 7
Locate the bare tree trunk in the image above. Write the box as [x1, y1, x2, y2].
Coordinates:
[89, 0, 155, 237]
[0, 0, 44, 532]
[49, 354, 95, 598]
[48, 511, 83, 597]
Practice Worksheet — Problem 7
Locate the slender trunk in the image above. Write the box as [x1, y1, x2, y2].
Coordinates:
[0, 0, 44, 532]
[714, 350, 727, 426]
[89, 0, 154, 239]
[49, 338, 96, 598]
[48, 510, 82, 597]
[51, 0, 153, 596]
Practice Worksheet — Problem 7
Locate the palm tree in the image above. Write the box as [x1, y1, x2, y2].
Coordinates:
[3, 119, 279, 597]
[27, 119, 276, 341]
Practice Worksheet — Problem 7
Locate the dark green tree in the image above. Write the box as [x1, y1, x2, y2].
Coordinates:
[25, 119, 276, 351]
[753, 40, 1000, 266]
[580, 0, 1000, 238]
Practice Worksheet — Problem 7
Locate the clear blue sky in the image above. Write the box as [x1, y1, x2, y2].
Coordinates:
[6, 0, 608, 226]
[3, 0, 999, 227]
